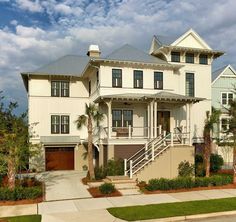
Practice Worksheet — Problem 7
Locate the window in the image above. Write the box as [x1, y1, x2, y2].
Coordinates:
[89, 80, 91, 96]
[186, 73, 194, 97]
[221, 92, 233, 105]
[199, 54, 208, 65]
[123, 110, 133, 127]
[51, 115, 69, 134]
[112, 110, 133, 128]
[61, 115, 69, 134]
[96, 71, 99, 87]
[51, 115, 60, 134]
[221, 118, 229, 132]
[154, 72, 163, 89]
[112, 69, 122, 87]
[171, 52, 180, 62]
[133, 70, 143, 88]
[186, 53, 194, 63]
[51, 81, 69, 97]
[112, 110, 122, 127]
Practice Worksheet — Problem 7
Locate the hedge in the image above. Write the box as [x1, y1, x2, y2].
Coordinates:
[0, 186, 43, 201]
[99, 183, 116, 194]
[146, 175, 233, 191]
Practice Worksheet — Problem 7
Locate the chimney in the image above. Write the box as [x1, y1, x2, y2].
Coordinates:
[87, 44, 101, 58]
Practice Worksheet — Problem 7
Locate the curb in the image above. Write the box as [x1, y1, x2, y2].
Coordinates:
[138, 210, 236, 222]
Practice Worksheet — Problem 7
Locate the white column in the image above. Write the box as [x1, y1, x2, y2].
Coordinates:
[189, 103, 192, 145]
[106, 100, 112, 139]
[147, 103, 150, 138]
[124, 159, 127, 176]
[154, 101, 157, 138]
[150, 101, 154, 138]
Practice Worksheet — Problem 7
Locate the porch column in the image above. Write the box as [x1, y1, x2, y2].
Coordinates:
[150, 101, 154, 138]
[186, 103, 191, 145]
[105, 100, 112, 139]
[154, 101, 157, 138]
[147, 103, 150, 138]
[189, 103, 192, 145]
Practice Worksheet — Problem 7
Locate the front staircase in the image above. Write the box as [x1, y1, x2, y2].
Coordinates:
[124, 130, 190, 179]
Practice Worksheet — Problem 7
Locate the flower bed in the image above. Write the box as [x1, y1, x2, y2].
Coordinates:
[88, 187, 122, 198]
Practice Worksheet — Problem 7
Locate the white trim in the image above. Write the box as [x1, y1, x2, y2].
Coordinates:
[171, 29, 212, 50]
[220, 92, 234, 105]
[212, 64, 236, 85]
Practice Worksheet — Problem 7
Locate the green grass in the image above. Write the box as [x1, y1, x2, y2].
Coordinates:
[108, 197, 236, 221]
[1, 215, 41, 222]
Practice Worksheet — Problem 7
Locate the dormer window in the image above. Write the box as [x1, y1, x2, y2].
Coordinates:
[199, 54, 208, 65]
[112, 69, 122, 88]
[133, 70, 143, 88]
[51, 81, 69, 97]
[171, 52, 180, 62]
[186, 53, 194, 63]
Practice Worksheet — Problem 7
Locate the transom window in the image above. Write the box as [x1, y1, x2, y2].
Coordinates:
[112, 110, 133, 128]
[171, 52, 180, 62]
[221, 92, 233, 105]
[51, 115, 69, 134]
[186, 73, 195, 97]
[112, 69, 122, 88]
[51, 81, 69, 97]
[185, 53, 194, 63]
[154, 72, 163, 89]
[199, 54, 208, 65]
[133, 70, 143, 88]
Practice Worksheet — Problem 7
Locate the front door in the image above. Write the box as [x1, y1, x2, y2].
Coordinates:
[157, 111, 170, 132]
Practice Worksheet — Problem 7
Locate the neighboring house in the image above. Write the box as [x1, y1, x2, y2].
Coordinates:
[21, 29, 223, 181]
[212, 64, 236, 168]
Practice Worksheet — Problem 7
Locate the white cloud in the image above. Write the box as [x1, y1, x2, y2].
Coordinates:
[16, 0, 43, 13]
[10, 20, 18, 26]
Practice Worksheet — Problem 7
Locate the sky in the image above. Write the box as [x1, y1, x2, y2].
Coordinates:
[0, 0, 235, 114]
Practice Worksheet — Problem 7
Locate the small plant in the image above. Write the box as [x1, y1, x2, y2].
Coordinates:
[82, 165, 88, 171]
[178, 161, 195, 177]
[99, 183, 115, 194]
[210, 154, 224, 173]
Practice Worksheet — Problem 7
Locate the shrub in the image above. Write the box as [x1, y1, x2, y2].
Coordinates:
[178, 161, 195, 177]
[0, 186, 42, 201]
[99, 183, 115, 194]
[94, 166, 107, 180]
[210, 154, 224, 173]
[195, 154, 205, 177]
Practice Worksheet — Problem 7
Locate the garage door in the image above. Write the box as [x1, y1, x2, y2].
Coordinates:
[45, 147, 74, 171]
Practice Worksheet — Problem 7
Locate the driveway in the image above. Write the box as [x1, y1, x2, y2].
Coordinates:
[37, 171, 92, 201]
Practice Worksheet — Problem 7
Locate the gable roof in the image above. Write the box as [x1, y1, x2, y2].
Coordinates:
[154, 35, 177, 47]
[25, 55, 90, 77]
[104, 44, 168, 64]
[212, 64, 236, 84]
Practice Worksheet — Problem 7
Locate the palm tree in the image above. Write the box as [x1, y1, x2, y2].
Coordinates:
[76, 103, 104, 180]
[203, 108, 221, 177]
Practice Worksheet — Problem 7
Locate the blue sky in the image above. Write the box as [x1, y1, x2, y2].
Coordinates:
[0, 0, 235, 114]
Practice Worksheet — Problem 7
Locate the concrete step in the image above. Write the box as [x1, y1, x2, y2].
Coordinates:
[119, 188, 141, 196]
[106, 176, 130, 181]
[114, 182, 138, 190]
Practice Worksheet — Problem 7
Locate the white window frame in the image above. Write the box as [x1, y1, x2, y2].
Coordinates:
[221, 92, 234, 105]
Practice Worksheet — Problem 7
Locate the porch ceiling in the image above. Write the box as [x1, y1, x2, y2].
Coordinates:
[95, 91, 205, 104]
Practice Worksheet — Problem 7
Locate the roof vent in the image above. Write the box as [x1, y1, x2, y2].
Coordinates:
[87, 45, 101, 58]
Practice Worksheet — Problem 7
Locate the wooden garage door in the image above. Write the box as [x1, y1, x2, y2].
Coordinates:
[45, 147, 74, 171]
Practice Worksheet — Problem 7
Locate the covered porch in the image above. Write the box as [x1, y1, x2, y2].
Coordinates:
[95, 92, 204, 144]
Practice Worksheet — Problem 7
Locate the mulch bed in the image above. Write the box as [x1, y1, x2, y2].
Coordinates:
[0, 197, 43, 206]
[141, 183, 236, 194]
[88, 187, 122, 198]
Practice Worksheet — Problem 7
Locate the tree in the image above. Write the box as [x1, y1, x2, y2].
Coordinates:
[203, 108, 220, 177]
[0, 93, 30, 189]
[76, 103, 104, 180]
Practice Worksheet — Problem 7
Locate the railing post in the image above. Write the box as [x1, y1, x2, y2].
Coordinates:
[171, 132, 174, 147]
[128, 125, 131, 139]
[163, 130, 166, 146]
[145, 143, 148, 160]
[130, 160, 133, 179]
[152, 143, 154, 161]
[158, 125, 162, 136]
[124, 159, 127, 176]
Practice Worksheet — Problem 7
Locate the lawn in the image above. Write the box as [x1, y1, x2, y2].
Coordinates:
[108, 197, 236, 221]
[1, 215, 41, 222]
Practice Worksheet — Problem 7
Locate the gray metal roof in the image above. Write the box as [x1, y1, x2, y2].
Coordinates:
[96, 91, 204, 103]
[104, 44, 168, 64]
[28, 55, 90, 77]
[40, 136, 80, 144]
[154, 35, 177, 46]
[212, 65, 228, 82]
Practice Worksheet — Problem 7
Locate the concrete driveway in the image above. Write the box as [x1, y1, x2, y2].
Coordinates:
[38, 171, 92, 201]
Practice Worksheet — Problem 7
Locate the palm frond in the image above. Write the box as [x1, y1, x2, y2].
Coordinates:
[94, 111, 104, 126]
[76, 115, 87, 129]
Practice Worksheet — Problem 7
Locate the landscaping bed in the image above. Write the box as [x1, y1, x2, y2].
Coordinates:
[88, 187, 122, 198]
[108, 197, 236, 221]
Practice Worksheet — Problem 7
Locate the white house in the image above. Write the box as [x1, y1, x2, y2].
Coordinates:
[21, 29, 223, 181]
